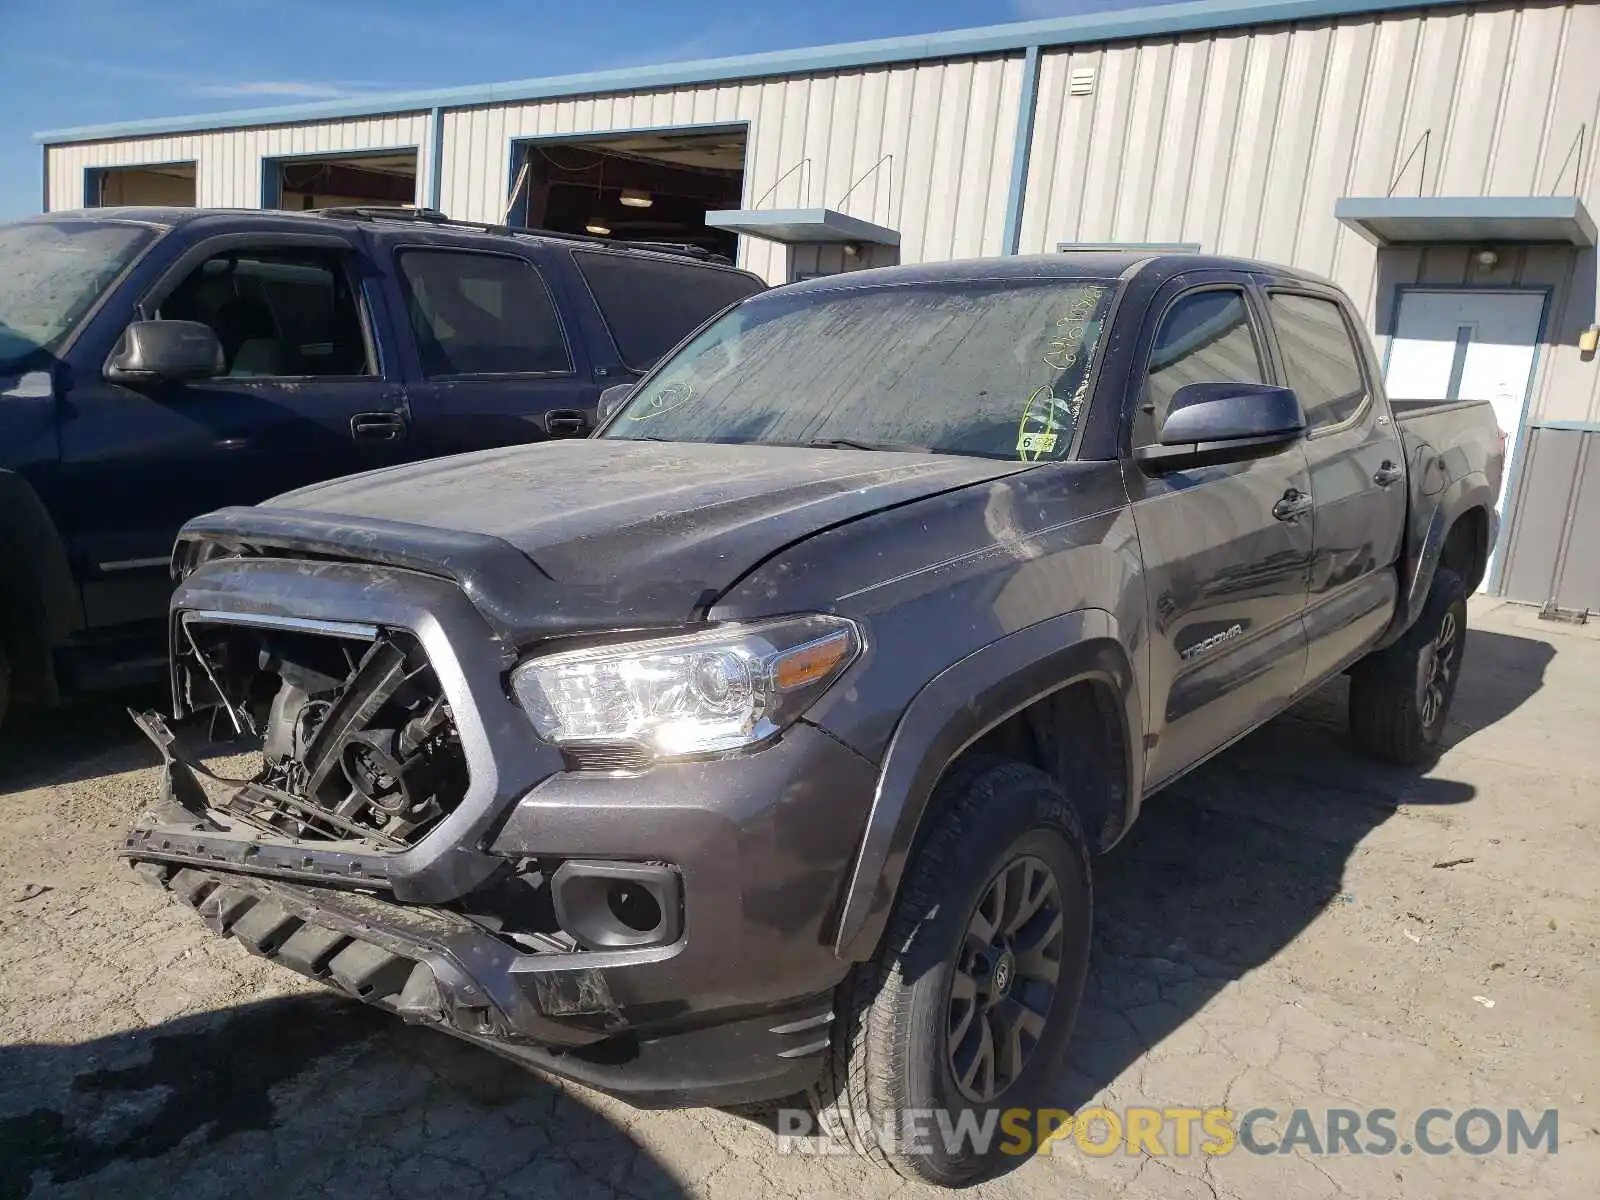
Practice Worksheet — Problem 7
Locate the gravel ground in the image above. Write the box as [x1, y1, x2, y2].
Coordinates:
[1, 596, 1596, 1199]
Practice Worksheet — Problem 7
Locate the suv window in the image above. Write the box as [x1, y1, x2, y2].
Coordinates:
[158, 248, 370, 378]
[398, 250, 570, 377]
[1268, 292, 1368, 428]
[1141, 288, 1266, 442]
[573, 250, 764, 371]
[1, 220, 156, 372]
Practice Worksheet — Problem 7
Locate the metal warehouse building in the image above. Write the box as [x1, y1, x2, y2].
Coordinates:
[35, 0, 1600, 614]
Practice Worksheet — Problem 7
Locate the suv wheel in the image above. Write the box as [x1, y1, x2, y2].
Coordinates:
[0, 637, 9, 735]
[1349, 567, 1467, 766]
[813, 757, 1092, 1186]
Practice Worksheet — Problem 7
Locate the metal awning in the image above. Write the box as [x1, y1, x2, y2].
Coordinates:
[704, 207, 900, 246]
[1335, 196, 1597, 248]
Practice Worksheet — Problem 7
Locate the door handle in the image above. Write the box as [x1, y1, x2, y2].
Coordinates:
[350, 411, 407, 442]
[1272, 488, 1314, 523]
[544, 408, 589, 438]
[1373, 461, 1404, 487]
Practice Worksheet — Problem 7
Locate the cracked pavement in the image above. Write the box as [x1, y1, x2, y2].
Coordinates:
[1, 597, 1596, 1198]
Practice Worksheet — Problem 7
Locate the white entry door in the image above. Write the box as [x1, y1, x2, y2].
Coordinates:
[1385, 288, 1546, 588]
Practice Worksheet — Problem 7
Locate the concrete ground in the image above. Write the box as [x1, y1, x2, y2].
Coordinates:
[0, 597, 1595, 1199]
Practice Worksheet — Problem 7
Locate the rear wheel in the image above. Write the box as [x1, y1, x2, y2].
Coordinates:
[812, 757, 1092, 1186]
[1349, 568, 1467, 766]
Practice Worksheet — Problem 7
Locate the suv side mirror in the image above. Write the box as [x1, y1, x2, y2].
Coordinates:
[106, 320, 224, 385]
[598, 382, 635, 422]
[1134, 383, 1306, 473]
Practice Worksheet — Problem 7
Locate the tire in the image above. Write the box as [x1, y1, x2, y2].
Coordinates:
[0, 637, 9, 737]
[812, 756, 1093, 1186]
[1349, 567, 1467, 767]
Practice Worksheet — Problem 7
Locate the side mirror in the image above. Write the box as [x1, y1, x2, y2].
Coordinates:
[106, 320, 224, 385]
[598, 382, 635, 422]
[1134, 383, 1306, 473]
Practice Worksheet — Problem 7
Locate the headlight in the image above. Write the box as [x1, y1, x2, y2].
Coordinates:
[510, 615, 861, 761]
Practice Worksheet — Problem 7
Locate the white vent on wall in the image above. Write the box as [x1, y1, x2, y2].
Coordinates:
[1069, 67, 1097, 96]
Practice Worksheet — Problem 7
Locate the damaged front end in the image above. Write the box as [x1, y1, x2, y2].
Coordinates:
[120, 553, 840, 1107]
[147, 613, 469, 852]
[126, 603, 635, 1052]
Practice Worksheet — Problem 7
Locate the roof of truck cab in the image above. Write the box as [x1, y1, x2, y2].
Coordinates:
[775, 252, 1336, 294]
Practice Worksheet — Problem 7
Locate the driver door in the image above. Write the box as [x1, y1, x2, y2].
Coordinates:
[1123, 279, 1313, 787]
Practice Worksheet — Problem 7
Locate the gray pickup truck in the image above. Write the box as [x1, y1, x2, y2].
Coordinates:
[124, 252, 1501, 1186]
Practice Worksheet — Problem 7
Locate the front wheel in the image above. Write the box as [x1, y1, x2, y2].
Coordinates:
[1349, 568, 1467, 766]
[812, 758, 1092, 1186]
[0, 637, 10, 737]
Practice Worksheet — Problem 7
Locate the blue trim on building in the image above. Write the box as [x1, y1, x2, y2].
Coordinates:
[505, 141, 529, 226]
[37, 0, 1478, 145]
[260, 156, 280, 209]
[1002, 45, 1042, 256]
[428, 106, 446, 210]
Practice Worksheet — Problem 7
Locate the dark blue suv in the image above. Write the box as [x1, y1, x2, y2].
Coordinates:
[0, 206, 764, 729]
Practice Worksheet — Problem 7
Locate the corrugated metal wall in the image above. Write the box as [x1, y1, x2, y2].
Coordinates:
[35, 0, 1600, 605]
[45, 113, 432, 211]
[438, 56, 1024, 283]
[1498, 426, 1600, 610]
[1017, 0, 1600, 425]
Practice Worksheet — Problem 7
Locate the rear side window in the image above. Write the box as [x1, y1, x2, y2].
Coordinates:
[398, 250, 571, 377]
[573, 250, 764, 371]
[1268, 292, 1368, 428]
[1141, 288, 1266, 441]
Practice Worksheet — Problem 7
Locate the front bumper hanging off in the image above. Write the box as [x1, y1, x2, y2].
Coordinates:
[131, 858, 837, 1108]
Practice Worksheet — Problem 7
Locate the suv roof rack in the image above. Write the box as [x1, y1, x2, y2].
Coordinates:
[305, 206, 731, 264]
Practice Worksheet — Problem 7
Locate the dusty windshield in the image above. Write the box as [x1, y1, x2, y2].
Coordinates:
[0, 220, 156, 372]
[602, 277, 1116, 461]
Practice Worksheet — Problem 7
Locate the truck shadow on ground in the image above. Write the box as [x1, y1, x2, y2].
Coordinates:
[0, 992, 692, 1199]
[1053, 625, 1553, 1116]
[0, 687, 167, 797]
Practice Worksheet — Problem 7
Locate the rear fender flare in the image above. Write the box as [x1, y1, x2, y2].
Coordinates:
[830, 609, 1141, 961]
[1383, 473, 1495, 649]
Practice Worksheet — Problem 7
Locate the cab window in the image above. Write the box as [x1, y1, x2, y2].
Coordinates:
[157, 248, 371, 378]
[1139, 288, 1267, 444]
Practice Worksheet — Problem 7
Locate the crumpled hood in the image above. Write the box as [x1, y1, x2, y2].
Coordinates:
[215, 438, 1031, 633]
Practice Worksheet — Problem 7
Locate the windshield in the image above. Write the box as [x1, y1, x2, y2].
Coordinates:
[0, 220, 156, 372]
[602, 277, 1116, 461]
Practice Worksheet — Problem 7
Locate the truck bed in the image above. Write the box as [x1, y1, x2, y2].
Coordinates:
[1392, 396, 1503, 487]
[1384, 394, 1504, 642]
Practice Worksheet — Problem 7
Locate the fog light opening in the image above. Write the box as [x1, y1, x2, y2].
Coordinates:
[607, 882, 663, 933]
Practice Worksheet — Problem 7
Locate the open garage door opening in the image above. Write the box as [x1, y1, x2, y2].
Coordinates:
[510, 128, 746, 260]
[89, 162, 196, 207]
[270, 151, 418, 210]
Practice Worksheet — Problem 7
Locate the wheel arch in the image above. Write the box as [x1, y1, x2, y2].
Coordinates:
[1381, 472, 1495, 651]
[830, 609, 1141, 962]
